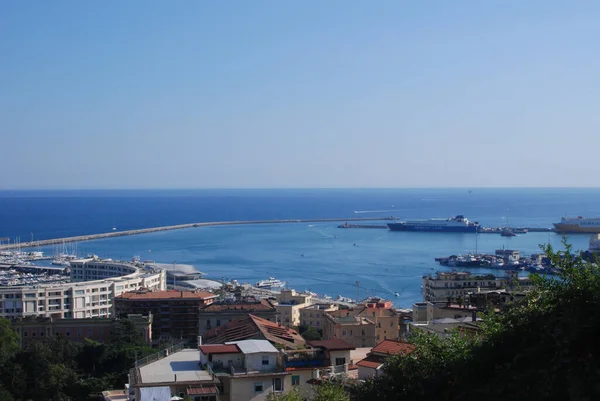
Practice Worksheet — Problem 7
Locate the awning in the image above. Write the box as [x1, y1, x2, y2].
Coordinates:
[187, 385, 219, 395]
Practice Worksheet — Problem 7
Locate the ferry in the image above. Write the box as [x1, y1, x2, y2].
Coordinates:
[255, 277, 286, 291]
[553, 216, 600, 233]
[387, 215, 479, 233]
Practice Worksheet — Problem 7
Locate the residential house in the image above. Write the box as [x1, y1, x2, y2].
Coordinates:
[282, 339, 355, 398]
[299, 304, 338, 331]
[202, 314, 305, 350]
[199, 339, 290, 401]
[199, 299, 277, 335]
[409, 318, 482, 338]
[356, 340, 415, 379]
[115, 289, 217, 345]
[128, 346, 221, 401]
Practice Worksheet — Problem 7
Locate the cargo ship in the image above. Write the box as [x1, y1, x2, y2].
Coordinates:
[387, 215, 479, 233]
[553, 216, 600, 233]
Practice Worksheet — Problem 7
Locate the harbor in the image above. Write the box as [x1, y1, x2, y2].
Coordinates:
[339, 223, 554, 233]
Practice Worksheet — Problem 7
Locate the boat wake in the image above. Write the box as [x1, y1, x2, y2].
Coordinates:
[353, 209, 397, 214]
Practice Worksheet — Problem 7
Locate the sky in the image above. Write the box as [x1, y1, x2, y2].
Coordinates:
[1, 1, 599, 189]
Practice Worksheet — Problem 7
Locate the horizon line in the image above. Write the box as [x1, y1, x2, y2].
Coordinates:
[1, 186, 600, 191]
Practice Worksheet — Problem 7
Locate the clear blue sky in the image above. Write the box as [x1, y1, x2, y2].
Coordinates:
[1, 1, 599, 189]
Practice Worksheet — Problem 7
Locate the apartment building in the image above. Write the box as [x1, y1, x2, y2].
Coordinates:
[422, 271, 534, 302]
[274, 290, 312, 327]
[0, 258, 166, 320]
[322, 313, 377, 348]
[115, 289, 217, 345]
[199, 299, 277, 335]
[299, 303, 338, 330]
[13, 314, 152, 346]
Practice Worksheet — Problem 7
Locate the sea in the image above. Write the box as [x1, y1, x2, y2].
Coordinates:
[1, 188, 600, 308]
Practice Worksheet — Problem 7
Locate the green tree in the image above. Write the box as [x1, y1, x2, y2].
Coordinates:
[313, 382, 349, 401]
[300, 326, 322, 341]
[0, 318, 19, 365]
[266, 387, 304, 401]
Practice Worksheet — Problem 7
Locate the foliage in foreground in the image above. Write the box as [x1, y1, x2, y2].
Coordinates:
[267, 382, 349, 401]
[0, 319, 154, 401]
[351, 241, 600, 401]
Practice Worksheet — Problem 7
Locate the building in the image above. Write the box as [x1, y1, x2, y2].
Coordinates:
[322, 313, 377, 348]
[412, 302, 478, 323]
[356, 340, 415, 379]
[13, 314, 153, 346]
[323, 298, 400, 345]
[281, 339, 355, 397]
[203, 314, 305, 349]
[199, 299, 277, 335]
[0, 258, 166, 320]
[115, 289, 217, 345]
[128, 345, 221, 401]
[422, 271, 534, 302]
[409, 318, 482, 338]
[467, 290, 527, 310]
[199, 340, 290, 401]
[274, 290, 313, 327]
[299, 303, 338, 331]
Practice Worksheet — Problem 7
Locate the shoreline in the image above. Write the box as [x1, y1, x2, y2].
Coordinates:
[0, 217, 396, 250]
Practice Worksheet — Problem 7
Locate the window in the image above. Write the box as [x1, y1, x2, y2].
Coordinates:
[254, 382, 263, 392]
[273, 377, 283, 392]
[335, 357, 346, 366]
[292, 376, 300, 386]
[262, 356, 269, 366]
[216, 320, 220, 327]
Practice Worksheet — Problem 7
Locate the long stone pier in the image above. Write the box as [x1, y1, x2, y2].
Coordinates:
[0, 217, 397, 250]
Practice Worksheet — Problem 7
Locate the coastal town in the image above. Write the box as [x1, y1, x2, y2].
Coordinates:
[3, 229, 593, 400]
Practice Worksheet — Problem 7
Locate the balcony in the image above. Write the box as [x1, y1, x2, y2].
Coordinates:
[283, 349, 326, 368]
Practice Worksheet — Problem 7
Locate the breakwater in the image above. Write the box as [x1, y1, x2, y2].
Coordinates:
[0, 217, 397, 250]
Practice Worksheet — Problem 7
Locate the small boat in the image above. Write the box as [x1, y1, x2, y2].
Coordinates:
[500, 227, 517, 237]
[394, 292, 400, 297]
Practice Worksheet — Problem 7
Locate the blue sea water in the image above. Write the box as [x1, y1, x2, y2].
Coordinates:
[1, 188, 600, 308]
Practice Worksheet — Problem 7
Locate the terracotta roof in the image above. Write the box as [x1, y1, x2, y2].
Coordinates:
[201, 299, 275, 312]
[199, 344, 240, 354]
[307, 339, 356, 351]
[356, 354, 384, 369]
[204, 314, 305, 349]
[371, 340, 415, 356]
[187, 385, 219, 395]
[116, 290, 217, 301]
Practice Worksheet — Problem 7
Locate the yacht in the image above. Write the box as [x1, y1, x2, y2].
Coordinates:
[255, 277, 286, 290]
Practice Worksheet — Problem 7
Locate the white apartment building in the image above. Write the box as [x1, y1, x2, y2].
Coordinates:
[0, 257, 166, 320]
[422, 271, 533, 302]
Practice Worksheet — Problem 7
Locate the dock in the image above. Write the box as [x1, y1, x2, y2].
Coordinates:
[339, 224, 554, 233]
[0, 217, 398, 250]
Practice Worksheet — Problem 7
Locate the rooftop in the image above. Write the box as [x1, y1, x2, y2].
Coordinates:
[204, 314, 305, 349]
[227, 339, 279, 354]
[307, 339, 356, 351]
[356, 354, 384, 369]
[201, 299, 275, 312]
[199, 344, 240, 355]
[371, 340, 415, 356]
[117, 289, 216, 301]
[138, 349, 213, 384]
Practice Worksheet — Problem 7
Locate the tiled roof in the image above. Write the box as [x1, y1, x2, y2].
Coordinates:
[204, 314, 305, 349]
[371, 340, 415, 356]
[116, 290, 216, 300]
[199, 344, 240, 354]
[307, 339, 356, 351]
[356, 354, 384, 369]
[201, 299, 275, 312]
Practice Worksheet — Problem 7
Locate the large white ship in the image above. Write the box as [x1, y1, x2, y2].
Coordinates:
[553, 216, 600, 233]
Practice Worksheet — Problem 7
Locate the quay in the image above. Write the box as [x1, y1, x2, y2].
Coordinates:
[339, 224, 554, 233]
[0, 217, 398, 250]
